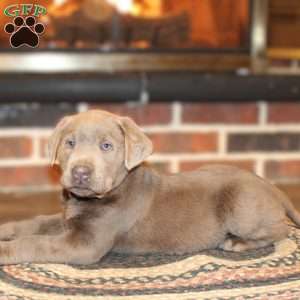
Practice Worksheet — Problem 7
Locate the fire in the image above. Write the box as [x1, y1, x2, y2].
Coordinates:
[107, 0, 135, 14]
[47, 0, 162, 19]
[53, 0, 67, 6]
[107, 0, 161, 17]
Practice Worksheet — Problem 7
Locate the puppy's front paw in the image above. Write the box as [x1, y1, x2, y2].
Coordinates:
[0, 242, 15, 265]
[219, 238, 247, 252]
[0, 224, 15, 241]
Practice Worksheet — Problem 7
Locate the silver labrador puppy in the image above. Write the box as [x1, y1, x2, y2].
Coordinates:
[0, 110, 298, 265]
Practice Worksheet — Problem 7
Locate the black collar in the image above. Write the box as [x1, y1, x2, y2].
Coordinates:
[63, 190, 118, 205]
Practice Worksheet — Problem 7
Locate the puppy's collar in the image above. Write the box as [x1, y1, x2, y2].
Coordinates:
[63, 190, 118, 204]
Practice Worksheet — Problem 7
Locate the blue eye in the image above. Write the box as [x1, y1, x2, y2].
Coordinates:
[65, 138, 76, 149]
[100, 141, 113, 152]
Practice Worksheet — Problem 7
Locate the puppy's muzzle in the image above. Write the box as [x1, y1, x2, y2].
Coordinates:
[71, 165, 92, 187]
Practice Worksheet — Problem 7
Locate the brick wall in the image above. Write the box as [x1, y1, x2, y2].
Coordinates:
[1, 101, 300, 191]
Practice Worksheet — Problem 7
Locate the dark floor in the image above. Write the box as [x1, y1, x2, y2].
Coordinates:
[0, 184, 299, 224]
[0, 190, 61, 224]
[278, 183, 300, 211]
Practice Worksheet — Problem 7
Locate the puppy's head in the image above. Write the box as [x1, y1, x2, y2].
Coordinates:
[48, 110, 153, 198]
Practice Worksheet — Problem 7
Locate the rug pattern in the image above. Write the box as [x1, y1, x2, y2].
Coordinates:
[0, 229, 300, 299]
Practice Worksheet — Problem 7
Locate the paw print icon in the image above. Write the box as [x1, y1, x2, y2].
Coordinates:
[4, 16, 45, 48]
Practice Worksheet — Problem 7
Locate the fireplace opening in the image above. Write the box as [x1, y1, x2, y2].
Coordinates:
[0, 0, 249, 51]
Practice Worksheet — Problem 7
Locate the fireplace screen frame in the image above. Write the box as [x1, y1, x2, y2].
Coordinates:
[0, 0, 266, 73]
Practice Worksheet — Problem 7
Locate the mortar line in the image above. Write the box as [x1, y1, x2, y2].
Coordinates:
[255, 159, 265, 177]
[31, 133, 41, 161]
[170, 159, 180, 173]
[3, 124, 300, 135]
[258, 101, 268, 125]
[218, 129, 227, 154]
[171, 102, 182, 127]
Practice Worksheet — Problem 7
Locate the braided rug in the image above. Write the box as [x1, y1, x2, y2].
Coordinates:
[0, 229, 300, 299]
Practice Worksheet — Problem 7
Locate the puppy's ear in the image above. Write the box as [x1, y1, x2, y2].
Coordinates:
[48, 116, 73, 166]
[118, 117, 153, 170]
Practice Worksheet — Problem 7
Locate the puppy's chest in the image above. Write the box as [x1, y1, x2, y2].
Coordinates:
[64, 203, 82, 220]
[63, 200, 99, 226]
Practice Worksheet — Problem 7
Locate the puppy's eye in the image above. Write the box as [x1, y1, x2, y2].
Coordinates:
[65, 138, 76, 149]
[100, 141, 113, 152]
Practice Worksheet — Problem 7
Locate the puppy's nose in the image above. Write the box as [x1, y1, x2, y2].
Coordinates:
[71, 165, 92, 186]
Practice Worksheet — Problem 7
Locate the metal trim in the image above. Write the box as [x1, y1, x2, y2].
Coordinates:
[0, 53, 249, 73]
[250, 0, 269, 73]
[268, 48, 300, 60]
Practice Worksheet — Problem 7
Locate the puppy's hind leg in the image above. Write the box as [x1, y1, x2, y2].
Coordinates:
[219, 222, 289, 252]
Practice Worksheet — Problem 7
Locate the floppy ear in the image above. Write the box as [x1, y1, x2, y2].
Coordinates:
[118, 117, 153, 170]
[48, 116, 73, 166]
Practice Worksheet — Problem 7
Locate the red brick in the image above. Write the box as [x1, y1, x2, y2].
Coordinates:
[39, 137, 48, 158]
[182, 103, 258, 124]
[268, 103, 300, 123]
[228, 133, 300, 152]
[180, 160, 255, 172]
[90, 103, 172, 126]
[0, 137, 32, 158]
[266, 160, 300, 181]
[149, 133, 218, 153]
[0, 166, 61, 187]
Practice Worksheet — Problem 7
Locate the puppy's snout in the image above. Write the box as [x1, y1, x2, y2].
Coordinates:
[71, 165, 92, 187]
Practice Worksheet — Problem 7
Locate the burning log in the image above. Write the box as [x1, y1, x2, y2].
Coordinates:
[46, 0, 189, 48]
[122, 13, 189, 47]
[49, 12, 189, 48]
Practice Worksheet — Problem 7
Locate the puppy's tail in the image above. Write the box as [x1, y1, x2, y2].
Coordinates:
[282, 196, 300, 228]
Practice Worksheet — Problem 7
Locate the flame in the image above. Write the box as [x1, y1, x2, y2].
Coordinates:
[49, 0, 162, 18]
[107, 0, 136, 14]
[54, 0, 67, 6]
[107, 0, 161, 17]
[48, 0, 78, 17]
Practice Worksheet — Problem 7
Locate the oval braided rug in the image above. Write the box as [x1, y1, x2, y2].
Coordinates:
[1, 229, 300, 300]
